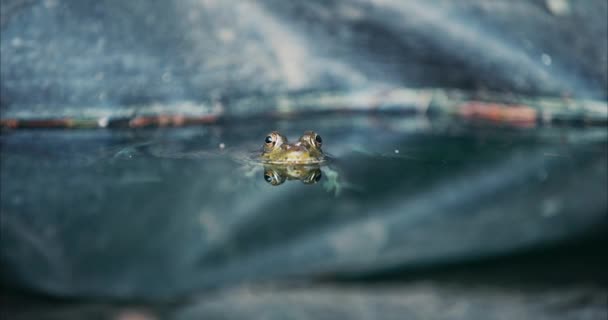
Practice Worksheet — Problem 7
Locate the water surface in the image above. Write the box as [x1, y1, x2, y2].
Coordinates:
[1, 115, 606, 299]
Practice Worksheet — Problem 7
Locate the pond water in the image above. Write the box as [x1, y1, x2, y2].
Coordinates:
[1, 114, 607, 300]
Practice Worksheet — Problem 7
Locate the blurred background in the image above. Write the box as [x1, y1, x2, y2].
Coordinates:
[1, 0, 607, 319]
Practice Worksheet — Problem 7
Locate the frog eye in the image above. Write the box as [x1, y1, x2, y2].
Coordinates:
[315, 134, 322, 145]
[310, 132, 322, 148]
[264, 133, 277, 150]
[264, 131, 286, 151]
[300, 131, 323, 149]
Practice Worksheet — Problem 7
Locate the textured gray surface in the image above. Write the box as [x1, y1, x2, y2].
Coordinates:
[4, 246, 607, 320]
[1, 0, 607, 119]
[175, 284, 607, 320]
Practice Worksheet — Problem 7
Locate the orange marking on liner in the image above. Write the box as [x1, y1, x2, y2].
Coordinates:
[458, 102, 537, 126]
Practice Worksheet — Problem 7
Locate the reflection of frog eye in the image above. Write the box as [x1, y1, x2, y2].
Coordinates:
[314, 171, 322, 182]
[264, 173, 273, 182]
[263, 169, 285, 186]
[302, 168, 322, 184]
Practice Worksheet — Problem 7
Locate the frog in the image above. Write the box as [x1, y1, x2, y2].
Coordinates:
[259, 131, 326, 165]
[109, 130, 344, 195]
[257, 131, 344, 194]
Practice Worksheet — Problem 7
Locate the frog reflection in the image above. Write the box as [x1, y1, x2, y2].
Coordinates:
[263, 164, 323, 186]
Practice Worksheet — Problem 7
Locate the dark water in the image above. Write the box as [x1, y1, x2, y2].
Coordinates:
[2, 114, 606, 296]
[1, 115, 607, 319]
